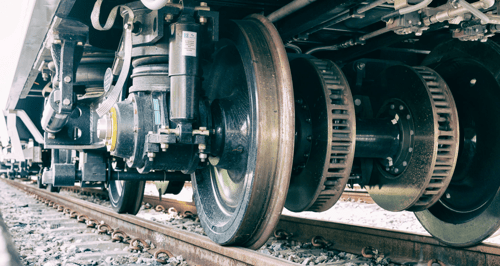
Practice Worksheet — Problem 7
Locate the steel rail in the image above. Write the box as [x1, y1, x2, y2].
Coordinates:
[3, 179, 292, 266]
[8, 180, 500, 265]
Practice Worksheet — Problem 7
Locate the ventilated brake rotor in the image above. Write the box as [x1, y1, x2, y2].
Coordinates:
[366, 65, 459, 212]
[192, 14, 294, 249]
[285, 57, 356, 212]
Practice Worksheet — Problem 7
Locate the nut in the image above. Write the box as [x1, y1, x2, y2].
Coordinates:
[199, 16, 207, 25]
[161, 143, 169, 152]
[147, 152, 156, 161]
[165, 14, 174, 22]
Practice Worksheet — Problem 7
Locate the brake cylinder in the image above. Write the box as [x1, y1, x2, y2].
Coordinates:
[168, 15, 201, 124]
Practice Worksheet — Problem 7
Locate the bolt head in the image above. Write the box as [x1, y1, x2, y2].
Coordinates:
[199, 16, 207, 25]
[64, 76, 72, 83]
[200, 2, 208, 6]
[62, 99, 71, 106]
[165, 14, 174, 22]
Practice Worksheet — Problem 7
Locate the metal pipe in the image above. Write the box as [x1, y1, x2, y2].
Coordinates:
[267, 0, 318, 23]
[308, 0, 387, 35]
[285, 43, 302, 53]
[457, 0, 489, 24]
[108, 170, 191, 181]
[424, 0, 494, 26]
[398, 0, 432, 15]
[305, 26, 391, 54]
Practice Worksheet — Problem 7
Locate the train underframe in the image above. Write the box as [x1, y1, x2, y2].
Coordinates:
[4, 0, 500, 249]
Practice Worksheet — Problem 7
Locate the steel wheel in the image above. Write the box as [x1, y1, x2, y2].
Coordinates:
[192, 14, 294, 248]
[108, 180, 145, 214]
[415, 41, 500, 247]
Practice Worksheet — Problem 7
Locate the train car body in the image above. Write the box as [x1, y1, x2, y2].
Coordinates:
[4, 0, 500, 249]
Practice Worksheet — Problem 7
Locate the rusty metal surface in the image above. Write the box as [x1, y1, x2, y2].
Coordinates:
[275, 216, 500, 265]
[4, 180, 293, 266]
[340, 191, 374, 204]
[10, 181, 500, 265]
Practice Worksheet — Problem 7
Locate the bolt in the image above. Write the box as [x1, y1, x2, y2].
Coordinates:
[200, 2, 207, 6]
[409, 147, 413, 153]
[64, 76, 72, 83]
[390, 104, 395, 110]
[470, 79, 477, 86]
[165, 14, 174, 22]
[357, 62, 366, 70]
[199, 153, 207, 162]
[147, 152, 155, 161]
[77, 41, 84, 46]
[199, 16, 207, 25]
[446, 193, 451, 199]
[198, 144, 206, 151]
[47, 133, 56, 139]
[62, 98, 71, 106]
[386, 157, 393, 167]
[406, 114, 411, 120]
[354, 99, 362, 106]
[394, 168, 399, 173]
[402, 161, 407, 167]
[410, 130, 414, 136]
[161, 143, 169, 152]
[399, 105, 404, 110]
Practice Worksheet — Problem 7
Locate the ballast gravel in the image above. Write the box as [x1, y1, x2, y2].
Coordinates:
[0, 181, 188, 266]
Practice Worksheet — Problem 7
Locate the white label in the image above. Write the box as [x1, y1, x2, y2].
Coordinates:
[181, 31, 197, 57]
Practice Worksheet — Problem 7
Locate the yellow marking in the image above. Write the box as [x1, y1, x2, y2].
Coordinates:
[110, 107, 118, 151]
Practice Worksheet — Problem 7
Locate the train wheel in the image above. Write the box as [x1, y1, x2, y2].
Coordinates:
[107, 180, 145, 215]
[415, 41, 500, 247]
[192, 14, 294, 248]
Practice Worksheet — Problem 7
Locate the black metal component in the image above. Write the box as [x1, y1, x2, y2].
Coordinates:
[365, 65, 459, 212]
[276, 0, 364, 42]
[80, 151, 107, 182]
[169, 15, 201, 124]
[108, 170, 190, 181]
[285, 57, 356, 213]
[41, 18, 88, 134]
[44, 98, 105, 149]
[354, 118, 399, 158]
[416, 40, 500, 247]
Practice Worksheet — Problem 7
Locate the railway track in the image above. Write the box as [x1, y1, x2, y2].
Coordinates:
[3, 179, 500, 265]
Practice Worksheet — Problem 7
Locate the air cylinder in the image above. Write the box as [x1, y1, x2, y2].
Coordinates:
[168, 16, 200, 123]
